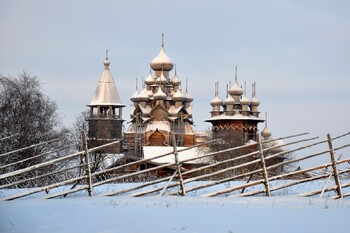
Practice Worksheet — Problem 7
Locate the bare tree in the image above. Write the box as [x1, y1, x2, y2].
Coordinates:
[67, 111, 112, 181]
[0, 73, 68, 185]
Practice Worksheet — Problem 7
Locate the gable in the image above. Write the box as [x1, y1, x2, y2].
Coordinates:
[150, 104, 169, 121]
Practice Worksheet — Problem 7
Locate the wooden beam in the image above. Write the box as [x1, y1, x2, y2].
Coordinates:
[82, 131, 93, 197]
[0, 163, 86, 189]
[172, 135, 186, 196]
[1, 175, 88, 201]
[257, 134, 271, 196]
[0, 137, 63, 158]
[326, 133, 343, 198]
[0, 133, 20, 142]
[0, 145, 74, 170]
[0, 140, 120, 180]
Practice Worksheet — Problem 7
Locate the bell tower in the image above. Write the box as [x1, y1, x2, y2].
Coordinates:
[87, 51, 125, 153]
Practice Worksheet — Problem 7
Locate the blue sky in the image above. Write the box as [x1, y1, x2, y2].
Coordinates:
[1, 0, 349, 160]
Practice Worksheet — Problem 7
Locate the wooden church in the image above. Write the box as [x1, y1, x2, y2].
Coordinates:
[86, 36, 273, 163]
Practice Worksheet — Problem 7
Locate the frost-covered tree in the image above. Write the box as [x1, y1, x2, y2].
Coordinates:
[0, 73, 68, 176]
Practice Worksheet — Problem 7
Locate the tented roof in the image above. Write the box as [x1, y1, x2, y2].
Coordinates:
[89, 58, 124, 107]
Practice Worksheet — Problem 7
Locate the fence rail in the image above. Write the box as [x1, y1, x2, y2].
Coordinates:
[0, 131, 349, 201]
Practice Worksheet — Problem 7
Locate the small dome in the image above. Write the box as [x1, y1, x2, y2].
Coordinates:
[138, 89, 150, 101]
[240, 94, 251, 105]
[144, 88, 153, 97]
[156, 72, 168, 84]
[250, 96, 260, 106]
[224, 94, 235, 105]
[153, 86, 167, 100]
[184, 91, 193, 102]
[172, 89, 185, 101]
[229, 80, 243, 96]
[261, 126, 272, 138]
[210, 96, 223, 106]
[103, 58, 110, 68]
[145, 73, 155, 85]
[171, 73, 181, 86]
[130, 90, 139, 102]
[150, 46, 174, 71]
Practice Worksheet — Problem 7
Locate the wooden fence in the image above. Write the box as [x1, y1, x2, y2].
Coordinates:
[0, 131, 349, 201]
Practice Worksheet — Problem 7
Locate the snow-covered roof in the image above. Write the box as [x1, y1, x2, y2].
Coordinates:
[139, 104, 152, 115]
[143, 146, 209, 164]
[168, 105, 183, 116]
[205, 113, 264, 122]
[145, 121, 171, 132]
[89, 58, 124, 107]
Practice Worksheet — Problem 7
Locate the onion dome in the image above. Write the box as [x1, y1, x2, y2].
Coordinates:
[145, 72, 155, 85]
[184, 91, 193, 102]
[150, 35, 174, 71]
[210, 96, 223, 106]
[240, 94, 251, 105]
[171, 67, 181, 86]
[261, 126, 272, 138]
[224, 94, 235, 105]
[137, 89, 150, 102]
[229, 80, 244, 96]
[250, 82, 260, 106]
[261, 113, 271, 138]
[228, 66, 243, 96]
[171, 74, 181, 86]
[250, 96, 260, 106]
[156, 72, 168, 84]
[130, 90, 139, 102]
[153, 86, 167, 100]
[172, 89, 185, 101]
[144, 87, 153, 97]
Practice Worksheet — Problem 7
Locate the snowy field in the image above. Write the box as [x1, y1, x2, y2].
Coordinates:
[1, 181, 350, 233]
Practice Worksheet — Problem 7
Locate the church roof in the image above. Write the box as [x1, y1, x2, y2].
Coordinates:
[150, 34, 174, 71]
[146, 121, 171, 132]
[205, 113, 264, 122]
[143, 146, 209, 164]
[89, 56, 124, 107]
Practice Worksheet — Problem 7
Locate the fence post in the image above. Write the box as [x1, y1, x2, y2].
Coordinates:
[257, 134, 271, 196]
[172, 135, 186, 196]
[81, 130, 93, 197]
[327, 133, 343, 198]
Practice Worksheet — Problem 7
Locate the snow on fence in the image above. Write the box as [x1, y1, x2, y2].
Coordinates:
[0, 131, 349, 201]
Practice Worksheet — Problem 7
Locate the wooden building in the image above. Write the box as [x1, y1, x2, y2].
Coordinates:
[87, 52, 125, 153]
[206, 68, 264, 147]
[124, 36, 201, 157]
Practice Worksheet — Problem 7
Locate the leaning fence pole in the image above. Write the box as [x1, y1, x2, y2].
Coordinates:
[327, 133, 343, 198]
[172, 135, 186, 196]
[258, 134, 271, 197]
[82, 131, 93, 197]
[159, 170, 178, 197]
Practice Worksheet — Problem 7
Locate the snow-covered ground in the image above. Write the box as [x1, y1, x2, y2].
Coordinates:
[1, 181, 349, 233]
